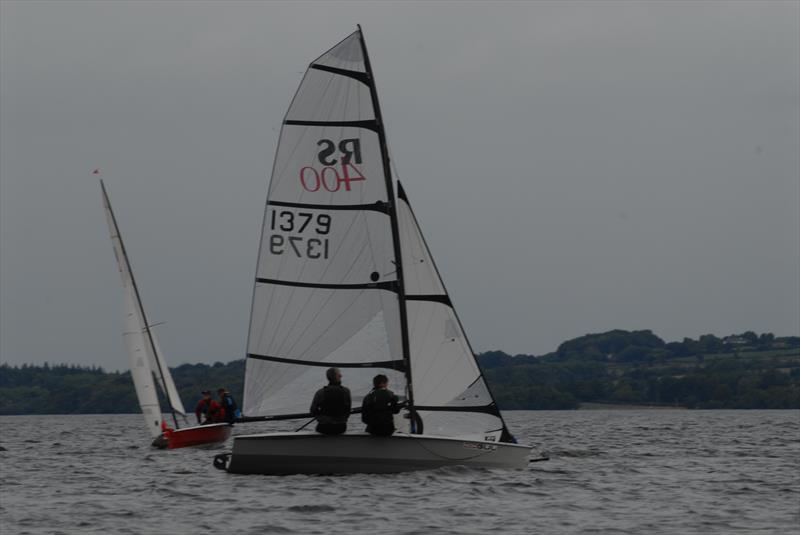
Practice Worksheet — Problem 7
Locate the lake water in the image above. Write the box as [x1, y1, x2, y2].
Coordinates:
[1, 410, 798, 534]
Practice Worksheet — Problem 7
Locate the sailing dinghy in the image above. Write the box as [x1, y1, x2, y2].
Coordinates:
[216, 27, 530, 474]
[101, 180, 232, 449]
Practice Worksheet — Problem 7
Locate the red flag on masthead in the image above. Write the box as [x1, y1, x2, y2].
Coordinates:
[92, 169, 100, 175]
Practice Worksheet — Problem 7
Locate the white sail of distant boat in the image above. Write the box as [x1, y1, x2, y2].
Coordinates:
[102, 180, 232, 449]
[101, 181, 186, 436]
[218, 27, 530, 474]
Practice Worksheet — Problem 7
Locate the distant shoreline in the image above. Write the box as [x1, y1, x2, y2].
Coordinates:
[2, 330, 798, 414]
[577, 402, 687, 410]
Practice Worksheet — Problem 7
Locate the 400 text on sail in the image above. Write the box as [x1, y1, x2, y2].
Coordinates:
[299, 138, 366, 192]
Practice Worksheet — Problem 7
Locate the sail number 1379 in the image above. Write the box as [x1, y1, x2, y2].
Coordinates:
[269, 210, 331, 260]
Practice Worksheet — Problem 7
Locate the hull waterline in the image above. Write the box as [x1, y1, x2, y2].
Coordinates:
[154, 423, 232, 449]
[217, 432, 531, 475]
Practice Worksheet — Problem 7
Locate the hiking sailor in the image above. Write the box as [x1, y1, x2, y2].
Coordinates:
[309, 367, 351, 435]
[195, 390, 221, 425]
[217, 388, 239, 424]
[361, 374, 401, 436]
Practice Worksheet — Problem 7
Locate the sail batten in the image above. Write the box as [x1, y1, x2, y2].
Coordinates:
[256, 278, 398, 292]
[284, 119, 379, 132]
[405, 294, 453, 306]
[268, 200, 389, 213]
[247, 353, 406, 370]
[310, 64, 370, 85]
[414, 404, 501, 415]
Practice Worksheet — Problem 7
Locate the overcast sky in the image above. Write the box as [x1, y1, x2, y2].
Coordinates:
[1, 1, 798, 371]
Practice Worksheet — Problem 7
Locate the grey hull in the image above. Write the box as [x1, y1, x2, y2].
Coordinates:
[225, 432, 531, 475]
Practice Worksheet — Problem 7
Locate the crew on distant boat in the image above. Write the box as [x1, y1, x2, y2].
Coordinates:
[217, 388, 239, 424]
[361, 374, 400, 436]
[310, 367, 351, 435]
[195, 390, 221, 425]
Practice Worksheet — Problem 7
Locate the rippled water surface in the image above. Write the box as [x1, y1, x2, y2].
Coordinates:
[1, 410, 798, 534]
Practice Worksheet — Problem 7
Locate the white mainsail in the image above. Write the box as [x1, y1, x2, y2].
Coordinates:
[101, 181, 186, 439]
[243, 29, 512, 442]
[243, 30, 405, 417]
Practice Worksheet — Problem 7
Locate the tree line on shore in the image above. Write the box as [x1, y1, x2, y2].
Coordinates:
[479, 330, 799, 409]
[0, 330, 797, 415]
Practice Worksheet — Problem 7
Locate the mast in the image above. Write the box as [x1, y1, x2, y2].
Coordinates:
[356, 25, 417, 427]
[101, 180, 180, 429]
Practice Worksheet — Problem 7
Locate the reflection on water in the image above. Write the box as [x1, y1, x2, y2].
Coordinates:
[0, 410, 798, 534]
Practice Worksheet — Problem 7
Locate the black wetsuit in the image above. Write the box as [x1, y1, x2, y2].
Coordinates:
[310, 384, 351, 435]
[361, 388, 400, 436]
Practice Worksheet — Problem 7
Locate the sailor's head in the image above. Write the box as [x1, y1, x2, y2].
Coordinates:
[326, 367, 342, 385]
[217, 388, 227, 397]
[373, 374, 389, 389]
[201, 390, 211, 398]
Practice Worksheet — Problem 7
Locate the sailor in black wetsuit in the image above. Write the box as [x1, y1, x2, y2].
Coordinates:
[310, 367, 351, 435]
[361, 374, 400, 436]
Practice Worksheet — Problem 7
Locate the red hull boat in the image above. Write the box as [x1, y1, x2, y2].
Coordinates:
[153, 422, 232, 449]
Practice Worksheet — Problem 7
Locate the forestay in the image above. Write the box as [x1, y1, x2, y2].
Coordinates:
[243, 29, 513, 442]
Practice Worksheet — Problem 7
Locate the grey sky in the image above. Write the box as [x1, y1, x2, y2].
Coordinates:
[1, 1, 798, 372]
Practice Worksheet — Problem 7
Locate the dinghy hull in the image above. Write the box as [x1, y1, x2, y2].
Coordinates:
[222, 432, 531, 475]
[155, 423, 232, 449]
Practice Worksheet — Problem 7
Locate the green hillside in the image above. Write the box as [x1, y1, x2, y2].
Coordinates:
[0, 361, 244, 417]
[1, 330, 797, 414]
[479, 331, 799, 409]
